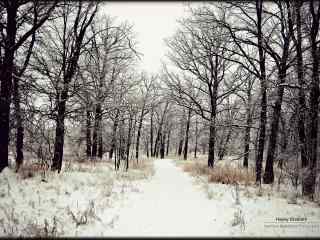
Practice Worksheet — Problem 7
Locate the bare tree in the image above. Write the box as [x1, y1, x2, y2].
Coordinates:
[0, 0, 56, 172]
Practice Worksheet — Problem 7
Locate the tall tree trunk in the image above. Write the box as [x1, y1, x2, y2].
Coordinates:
[218, 127, 232, 161]
[97, 104, 103, 159]
[263, 1, 291, 184]
[194, 117, 198, 159]
[208, 113, 216, 168]
[109, 111, 119, 160]
[280, 115, 287, 153]
[153, 102, 169, 157]
[183, 108, 191, 160]
[263, 70, 287, 183]
[91, 104, 101, 158]
[155, 141, 160, 158]
[303, 0, 320, 196]
[208, 77, 218, 168]
[166, 127, 171, 156]
[243, 89, 252, 168]
[51, 2, 97, 172]
[126, 115, 133, 171]
[178, 117, 184, 156]
[146, 137, 149, 158]
[293, 1, 308, 167]
[160, 132, 166, 159]
[0, 4, 17, 172]
[150, 110, 154, 157]
[98, 129, 103, 158]
[135, 108, 145, 161]
[178, 139, 184, 156]
[86, 110, 92, 158]
[255, 0, 267, 184]
[13, 75, 24, 171]
[51, 88, 68, 172]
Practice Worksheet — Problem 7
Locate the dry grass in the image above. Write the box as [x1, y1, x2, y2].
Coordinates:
[208, 165, 255, 185]
[127, 158, 155, 180]
[180, 160, 255, 185]
[18, 163, 49, 180]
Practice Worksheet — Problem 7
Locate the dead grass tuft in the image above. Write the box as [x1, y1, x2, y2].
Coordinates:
[18, 163, 49, 180]
[181, 160, 255, 185]
[208, 165, 255, 185]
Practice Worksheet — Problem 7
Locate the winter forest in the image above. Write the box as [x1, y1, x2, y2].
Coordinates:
[1, 0, 320, 237]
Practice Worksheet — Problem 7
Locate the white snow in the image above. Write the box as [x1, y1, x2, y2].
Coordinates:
[0, 158, 319, 237]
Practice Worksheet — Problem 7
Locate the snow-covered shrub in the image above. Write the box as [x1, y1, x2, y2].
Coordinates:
[256, 183, 263, 197]
[314, 173, 320, 205]
[0, 205, 19, 236]
[204, 182, 214, 200]
[208, 165, 255, 185]
[23, 217, 60, 237]
[231, 182, 240, 205]
[67, 200, 100, 227]
[231, 208, 245, 231]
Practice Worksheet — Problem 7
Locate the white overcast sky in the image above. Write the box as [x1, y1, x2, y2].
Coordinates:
[100, 1, 190, 74]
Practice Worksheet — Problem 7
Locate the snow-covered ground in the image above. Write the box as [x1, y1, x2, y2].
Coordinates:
[0, 159, 153, 237]
[1, 158, 320, 237]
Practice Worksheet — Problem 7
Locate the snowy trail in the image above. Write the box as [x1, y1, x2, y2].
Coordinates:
[78, 158, 320, 237]
[99, 159, 227, 237]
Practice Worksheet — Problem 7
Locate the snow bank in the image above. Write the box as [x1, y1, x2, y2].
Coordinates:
[0, 160, 150, 237]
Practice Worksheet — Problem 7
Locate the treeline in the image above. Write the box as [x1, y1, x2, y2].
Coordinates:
[0, 1, 173, 174]
[1, 1, 320, 199]
[163, 0, 320, 198]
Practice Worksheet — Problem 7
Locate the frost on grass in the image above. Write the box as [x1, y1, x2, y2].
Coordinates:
[0, 157, 153, 237]
[176, 156, 320, 237]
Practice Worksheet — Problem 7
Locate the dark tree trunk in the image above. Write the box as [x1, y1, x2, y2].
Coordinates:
[153, 102, 169, 157]
[86, 110, 92, 158]
[109, 111, 119, 160]
[194, 118, 198, 159]
[155, 141, 160, 158]
[166, 127, 171, 156]
[135, 108, 145, 161]
[280, 115, 287, 153]
[263, 2, 291, 183]
[160, 132, 165, 159]
[91, 104, 101, 158]
[126, 115, 134, 171]
[13, 75, 24, 171]
[183, 108, 191, 160]
[98, 129, 103, 158]
[263, 70, 287, 184]
[218, 127, 232, 161]
[178, 117, 184, 156]
[97, 104, 103, 159]
[309, 21, 320, 170]
[255, 0, 267, 184]
[150, 110, 154, 157]
[51, 89, 68, 172]
[146, 137, 149, 158]
[178, 137, 184, 156]
[208, 114, 216, 168]
[154, 129, 160, 157]
[243, 89, 252, 168]
[0, 4, 17, 172]
[303, 1, 320, 196]
[51, 3, 97, 172]
[293, 1, 308, 168]
[208, 81, 218, 168]
[116, 119, 125, 171]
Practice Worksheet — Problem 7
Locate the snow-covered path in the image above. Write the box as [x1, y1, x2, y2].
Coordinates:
[79, 158, 320, 237]
[100, 158, 229, 237]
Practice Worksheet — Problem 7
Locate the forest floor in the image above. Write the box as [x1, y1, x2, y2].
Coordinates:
[1, 158, 320, 237]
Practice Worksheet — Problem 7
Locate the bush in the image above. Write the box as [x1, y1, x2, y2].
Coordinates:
[181, 160, 255, 185]
[208, 165, 255, 185]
